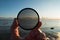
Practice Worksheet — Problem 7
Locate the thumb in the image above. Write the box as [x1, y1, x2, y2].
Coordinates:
[11, 18, 19, 36]
[11, 18, 18, 29]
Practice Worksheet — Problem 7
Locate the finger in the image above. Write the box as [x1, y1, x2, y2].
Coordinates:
[37, 21, 42, 28]
[34, 21, 42, 29]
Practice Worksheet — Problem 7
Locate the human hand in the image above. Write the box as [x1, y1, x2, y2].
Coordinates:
[10, 18, 22, 40]
[24, 22, 47, 40]
[10, 18, 46, 40]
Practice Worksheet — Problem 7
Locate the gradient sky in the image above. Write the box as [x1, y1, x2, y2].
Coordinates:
[0, 0, 60, 18]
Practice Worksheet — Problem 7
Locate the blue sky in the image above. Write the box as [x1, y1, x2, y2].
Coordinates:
[0, 0, 60, 18]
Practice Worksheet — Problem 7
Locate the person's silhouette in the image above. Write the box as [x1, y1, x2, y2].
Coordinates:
[10, 18, 47, 40]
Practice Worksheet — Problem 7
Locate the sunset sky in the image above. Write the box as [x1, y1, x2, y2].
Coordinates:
[0, 0, 60, 19]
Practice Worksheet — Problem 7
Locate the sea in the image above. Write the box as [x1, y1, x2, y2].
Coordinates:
[0, 18, 60, 40]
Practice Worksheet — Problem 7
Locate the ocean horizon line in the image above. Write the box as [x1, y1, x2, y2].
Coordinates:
[0, 17, 60, 20]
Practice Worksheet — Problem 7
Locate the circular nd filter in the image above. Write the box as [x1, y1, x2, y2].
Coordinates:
[17, 8, 39, 30]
